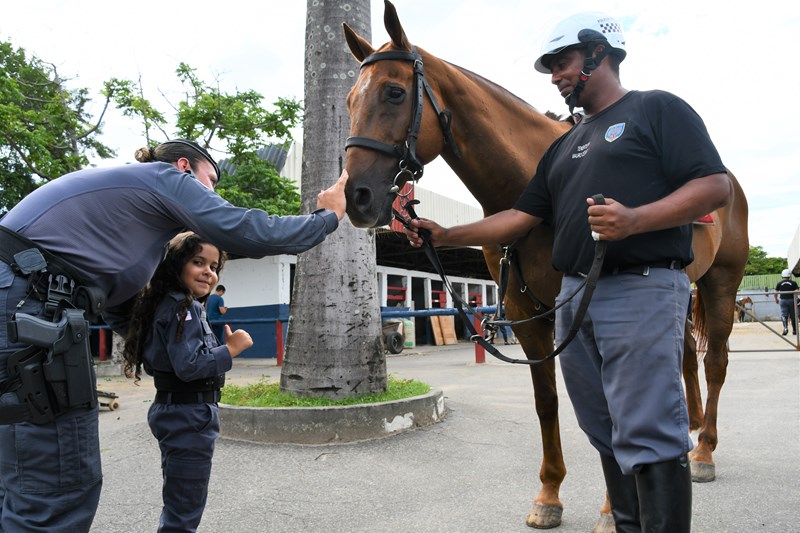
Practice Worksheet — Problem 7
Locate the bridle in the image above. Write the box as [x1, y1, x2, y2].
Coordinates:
[344, 47, 460, 195]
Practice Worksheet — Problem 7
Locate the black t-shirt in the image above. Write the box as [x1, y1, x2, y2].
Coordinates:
[776, 279, 799, 300]
[514, 90, 726, 275]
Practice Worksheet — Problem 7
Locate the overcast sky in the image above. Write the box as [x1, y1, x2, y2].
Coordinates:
[4, 0, 799, 259]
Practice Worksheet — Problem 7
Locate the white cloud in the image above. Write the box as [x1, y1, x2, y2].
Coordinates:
[3, 0, 798, 257]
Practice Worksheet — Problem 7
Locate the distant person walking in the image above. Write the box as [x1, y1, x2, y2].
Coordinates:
[775, 269, 798, 335]
[207, 285, 227, 342]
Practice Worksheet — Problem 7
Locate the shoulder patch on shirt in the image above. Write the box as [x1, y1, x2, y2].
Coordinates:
[179, 310, 193, 321]
[604, 123, 625, 142]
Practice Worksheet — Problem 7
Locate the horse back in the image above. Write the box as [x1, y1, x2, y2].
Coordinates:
[686, 170, 749, 284]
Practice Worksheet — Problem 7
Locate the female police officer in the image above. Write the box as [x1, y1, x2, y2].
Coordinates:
[0, 139, 347, 531]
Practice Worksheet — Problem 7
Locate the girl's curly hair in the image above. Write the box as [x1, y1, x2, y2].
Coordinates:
[123, 232, 225, 381]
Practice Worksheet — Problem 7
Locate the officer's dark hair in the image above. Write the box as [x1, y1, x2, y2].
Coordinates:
[123, 232, 227, 381]
[216, 285, 226, 292]
[134, 139, 221, 182]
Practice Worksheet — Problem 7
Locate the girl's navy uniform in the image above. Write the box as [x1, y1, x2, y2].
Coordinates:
[143, 292, 230, 532]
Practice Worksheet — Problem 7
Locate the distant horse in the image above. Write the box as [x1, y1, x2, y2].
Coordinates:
[342, 2, 749, 529]
[736, 296, 754, 322]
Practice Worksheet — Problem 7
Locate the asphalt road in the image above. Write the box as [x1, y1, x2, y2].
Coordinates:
[91, 322, 799, 532]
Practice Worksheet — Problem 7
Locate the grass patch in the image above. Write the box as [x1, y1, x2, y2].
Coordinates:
[221, 375, 431, 407]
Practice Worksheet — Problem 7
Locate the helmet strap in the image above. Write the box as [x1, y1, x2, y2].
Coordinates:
[565, 43, 610, 114]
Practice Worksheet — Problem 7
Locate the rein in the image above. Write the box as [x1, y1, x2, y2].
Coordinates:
[394, 197, 608, 366]
[495, 243, 554, 324]
[345, 47, 460, 192]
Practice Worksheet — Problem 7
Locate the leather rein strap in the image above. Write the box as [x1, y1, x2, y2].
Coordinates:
[394, 196, 608, 366]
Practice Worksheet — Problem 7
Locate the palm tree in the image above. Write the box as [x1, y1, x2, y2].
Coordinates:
[280, 0, 386, 398]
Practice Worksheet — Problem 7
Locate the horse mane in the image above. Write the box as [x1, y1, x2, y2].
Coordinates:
[442, 59, 562, 123]
[403, 50, 572, 213]
[442, 60, 578, 127]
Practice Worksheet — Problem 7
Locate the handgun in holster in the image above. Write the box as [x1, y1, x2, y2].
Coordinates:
[7, 308, 98, 424]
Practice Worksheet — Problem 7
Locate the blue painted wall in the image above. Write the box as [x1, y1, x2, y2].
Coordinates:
[216, 304, 289, 359]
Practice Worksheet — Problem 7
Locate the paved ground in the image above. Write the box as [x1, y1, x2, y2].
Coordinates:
[92, 322, 799, 532]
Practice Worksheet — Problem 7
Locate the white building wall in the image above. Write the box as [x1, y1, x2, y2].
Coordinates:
[220, 255, 293, 307]
[282, 142, 303, 185]
[220, 255, 497, 310]
[789, 225, 800, 275]
[411, 187, 483, 230]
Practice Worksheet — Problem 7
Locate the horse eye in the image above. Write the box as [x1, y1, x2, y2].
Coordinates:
[385, 86, 405, 103]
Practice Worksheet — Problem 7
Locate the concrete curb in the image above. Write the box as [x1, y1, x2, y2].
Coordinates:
[218, 389, 446, 445]
[95, 361, 123, 378]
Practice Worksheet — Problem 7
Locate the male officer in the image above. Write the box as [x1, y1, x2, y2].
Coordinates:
[405, 13, 731, 532]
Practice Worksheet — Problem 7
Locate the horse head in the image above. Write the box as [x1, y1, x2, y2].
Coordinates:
[342, 0, 453, 228]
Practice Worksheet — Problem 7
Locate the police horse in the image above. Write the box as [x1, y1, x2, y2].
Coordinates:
[342, 2, 749, 529]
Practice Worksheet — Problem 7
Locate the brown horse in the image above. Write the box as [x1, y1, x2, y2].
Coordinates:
[736, 295, 754, 322]
[342, 1, 749, 529]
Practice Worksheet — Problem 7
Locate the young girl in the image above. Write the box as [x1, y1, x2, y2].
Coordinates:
[123, 232, 253, 532]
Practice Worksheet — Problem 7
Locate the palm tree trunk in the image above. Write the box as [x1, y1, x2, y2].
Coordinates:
[280, 0, 386, 398]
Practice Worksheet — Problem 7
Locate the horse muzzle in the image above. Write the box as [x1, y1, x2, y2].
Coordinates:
[345, 181, 396, 228]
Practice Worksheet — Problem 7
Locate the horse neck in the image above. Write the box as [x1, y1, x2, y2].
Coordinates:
[425, 54, 570, 214]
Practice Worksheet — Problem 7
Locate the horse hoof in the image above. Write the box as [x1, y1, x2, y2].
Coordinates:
[526, 504, 563, 529]
[592, 512, 616, 533]
[691, 460, 716, 482]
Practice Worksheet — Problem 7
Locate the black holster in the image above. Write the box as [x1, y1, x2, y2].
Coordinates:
[5, 309, 98, 424]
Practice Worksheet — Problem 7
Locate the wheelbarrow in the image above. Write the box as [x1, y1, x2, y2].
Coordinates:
[97, 389, 120, 411]
[382, 320, 405, 354]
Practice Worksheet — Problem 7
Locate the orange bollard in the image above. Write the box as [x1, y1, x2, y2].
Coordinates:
[99, 328, 107, 361]
[276, 320, 284, 366]
[473, 315, 485, 364]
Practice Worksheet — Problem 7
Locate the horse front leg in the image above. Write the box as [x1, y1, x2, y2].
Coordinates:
[591, 493, 616, 533]
[689, 277, 735, 483]
[515, 324, 566, 529]
[690, 335, 728, 482]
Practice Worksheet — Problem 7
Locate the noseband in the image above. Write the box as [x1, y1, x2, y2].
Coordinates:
[345, 47, 460, 194]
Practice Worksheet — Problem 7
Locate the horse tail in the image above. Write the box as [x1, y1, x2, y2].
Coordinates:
[692, 289, 709, 355]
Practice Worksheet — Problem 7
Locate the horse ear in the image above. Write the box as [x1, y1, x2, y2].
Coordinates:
[384, 0, 412, 51]
[343, 22, 375, 62]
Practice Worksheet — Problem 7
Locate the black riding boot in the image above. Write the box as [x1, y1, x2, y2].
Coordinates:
[635, 454, 692, 533]
[599, 454, 641, 532]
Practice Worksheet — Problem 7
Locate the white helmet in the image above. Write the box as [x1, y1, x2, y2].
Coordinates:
[535, 12, 627, 73]
[782, 269, 792, 278]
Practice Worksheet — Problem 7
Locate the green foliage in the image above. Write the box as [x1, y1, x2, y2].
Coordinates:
[216, 157, 301, 215]
[745, 246, 787, 276]
[0, 39, 115, 212]
[221, 375, 430, 407]
[107, 63, 303, 214]
[102, 78, 167, 140]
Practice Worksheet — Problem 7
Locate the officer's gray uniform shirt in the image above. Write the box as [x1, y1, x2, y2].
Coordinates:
[0, 162, 338, 331]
